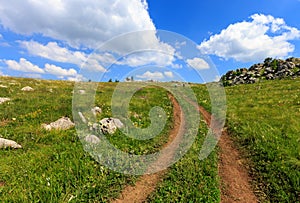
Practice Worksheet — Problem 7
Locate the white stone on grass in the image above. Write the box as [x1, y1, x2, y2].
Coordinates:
[21, 86, 34, 91]
[91, 106, 102, 116]
[42, 117, 75, 131]
[84, 135, 100, 144]
[0, 138, 22, 149]
[0, 98, 10, 104]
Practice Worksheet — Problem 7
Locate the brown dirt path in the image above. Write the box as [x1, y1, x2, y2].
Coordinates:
[196, 106, 258, 203]
[112, 94, 258, 203]
[112, 94, 185, 203]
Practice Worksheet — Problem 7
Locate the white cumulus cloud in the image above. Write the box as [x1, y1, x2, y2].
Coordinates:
[164, 71, 174, 78]
[186, 57, 210, 70]
[44, 64, 77, 77]
[198, 14, 300, 62]
[19, 40, 106, 72]
[5, 58, 45, 73]
[0, 0, 155, 49]
[136, 71, 165, 80]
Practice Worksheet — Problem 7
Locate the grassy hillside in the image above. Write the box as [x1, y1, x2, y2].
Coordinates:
[225, 79, 300, 202]
[0, 76, 219, 202]
[193, 78, 300, 202]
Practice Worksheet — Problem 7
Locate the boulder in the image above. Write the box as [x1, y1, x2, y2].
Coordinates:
[91, 118, 124, 135]
[0, 138, 22, 149]
[91, 106, 102, 116]
[42, 117, 75, 130]
[21, 86, 34, 91]
[84, 135, 100, 144]
[0, 98, 10, 104]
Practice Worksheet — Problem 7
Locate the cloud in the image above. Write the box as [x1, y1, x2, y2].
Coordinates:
[19, 41, 84, 64]
[44, 64, 77, 77]
[4, 58, 83, 79]
[19, 40, 107, 72]
[198, 14, 300, 62]
[186, 57, 210, 70]
[164, 71, 174, 78]
[0, 0, 155, 49]
[119, 50, 175, 67]
[5, 58, 45, 73]
[136, 71, 164, 80]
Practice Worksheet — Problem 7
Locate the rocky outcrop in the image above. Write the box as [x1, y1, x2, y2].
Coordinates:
[221, 57, 300, 86]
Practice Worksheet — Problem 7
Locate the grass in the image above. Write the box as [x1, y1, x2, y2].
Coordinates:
[147, 121, 220, 202]
[3, 75, 298, 202]
[225, 78, 300, 202]
[0, 77, 175, 202]
[192, 79, 300, 202]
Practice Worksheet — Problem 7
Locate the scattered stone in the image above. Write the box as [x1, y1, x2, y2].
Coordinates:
[91, 118, 124, 134]
[78, 90, 86, 94]
[91, 106, 102, 116]
[0, 138, 22, 149]
[0, 85, 7, 88]
[0, 98, 10, 104]
[78, 112, 87, 123]
[21, 86, 34, 91]
[42, 117, 75, 130]
[84, 135, 100, 144]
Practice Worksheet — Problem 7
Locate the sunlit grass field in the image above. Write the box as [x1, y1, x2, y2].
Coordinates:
[1, 76, 299, 202]
[0, 76, 219, 202]
[193, 78, 300, 202]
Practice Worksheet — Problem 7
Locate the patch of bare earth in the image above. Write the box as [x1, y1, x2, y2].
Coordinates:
[196, 106, 258, 203]
[112, 94, 185, 203]
[0, 182, 5, 187]
[112, 94, 257, 203]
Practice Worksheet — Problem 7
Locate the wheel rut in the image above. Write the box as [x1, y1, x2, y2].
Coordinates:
[112, 95, 258, 203]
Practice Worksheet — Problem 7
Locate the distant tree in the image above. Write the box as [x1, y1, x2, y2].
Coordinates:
[114, 79, 119, 83]
[108, 78, 112, 82]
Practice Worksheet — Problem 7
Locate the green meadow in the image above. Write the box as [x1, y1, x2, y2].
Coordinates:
[0, 76, 299, 202]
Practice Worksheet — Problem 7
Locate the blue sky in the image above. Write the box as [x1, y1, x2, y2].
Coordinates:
[0, 0, 299, 83]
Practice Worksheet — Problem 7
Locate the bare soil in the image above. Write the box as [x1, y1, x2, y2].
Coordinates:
[112, 94, 185, 203]
[112, 95, 258, 203]
[196, 106, 258, 203]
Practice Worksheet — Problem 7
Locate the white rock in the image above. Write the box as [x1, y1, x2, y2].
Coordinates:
[21, 86, 34, 91]
[84, 135, 100, 144]
[91, 106, 102, 116]
[78, 90, 86, 94]
[0, 138, 22, 149]
[0, 85, 7, 88]
[0, 98, 10, 104]
[99, 118, 124, 134]
[78, 112, 87, 123]
[42, 117, 75, 130]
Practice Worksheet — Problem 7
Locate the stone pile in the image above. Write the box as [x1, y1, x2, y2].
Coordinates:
[221, 57, 300, 86]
